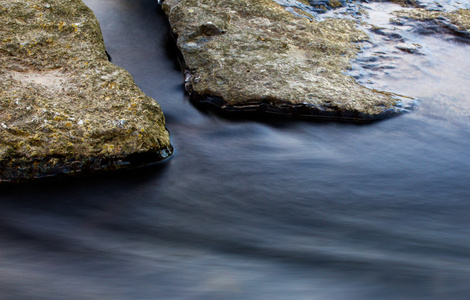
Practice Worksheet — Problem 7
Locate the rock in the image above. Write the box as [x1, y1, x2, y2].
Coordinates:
[395, 42, 421, 53]
[393, 8, 470, 39]
[0, 0, 173, 183]
[162, 0, 410, 121]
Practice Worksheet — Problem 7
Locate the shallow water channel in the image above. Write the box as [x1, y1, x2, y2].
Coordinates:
[1, 0, 470, 299]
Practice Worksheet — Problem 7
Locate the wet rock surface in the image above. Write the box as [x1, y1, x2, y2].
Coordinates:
[0, 0, 173, 182]
[320, 0, 470, 92]
[162, 0, 469, 122]
[393, 8, 470, 39]
[162, 0, 412, 122]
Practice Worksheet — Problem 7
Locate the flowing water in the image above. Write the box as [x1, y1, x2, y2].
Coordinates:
[1, 0, 470, 299]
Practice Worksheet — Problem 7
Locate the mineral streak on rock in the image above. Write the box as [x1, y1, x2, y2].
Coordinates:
[162, 0, 412, 122]
[0, 0, 173, 182]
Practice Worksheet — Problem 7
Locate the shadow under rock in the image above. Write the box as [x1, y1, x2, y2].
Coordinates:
[0, 158, 171, 202]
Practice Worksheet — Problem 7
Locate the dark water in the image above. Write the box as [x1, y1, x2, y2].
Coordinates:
[1, 1, 470, 299]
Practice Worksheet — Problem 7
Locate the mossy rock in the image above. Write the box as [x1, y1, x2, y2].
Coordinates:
[0, 0, 173, 182]
[162, 0, 411, 121]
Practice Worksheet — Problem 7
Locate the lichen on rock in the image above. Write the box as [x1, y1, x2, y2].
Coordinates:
[0, 0, 173, 182]
[162, 0, 411, 121]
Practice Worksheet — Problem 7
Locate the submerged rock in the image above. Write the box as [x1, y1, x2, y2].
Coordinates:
[0, 0, 173, 182]
[162, 0, 411, 121]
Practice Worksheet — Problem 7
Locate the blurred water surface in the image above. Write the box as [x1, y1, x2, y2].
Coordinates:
[1, 0, 470, 299]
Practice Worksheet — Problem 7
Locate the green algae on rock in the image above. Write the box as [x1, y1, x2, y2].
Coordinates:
[0, 0, 173, 182]
[162, 0, 411, 121]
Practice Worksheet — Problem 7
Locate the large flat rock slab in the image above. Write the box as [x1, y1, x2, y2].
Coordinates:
[0, 0, 173, 182]
[162, 0, 411, 121]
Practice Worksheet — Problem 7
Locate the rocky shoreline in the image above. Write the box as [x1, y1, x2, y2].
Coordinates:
[0, 0, 173, 182]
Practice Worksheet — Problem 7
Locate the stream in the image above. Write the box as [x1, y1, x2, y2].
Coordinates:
[1, 0, 470, 299]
